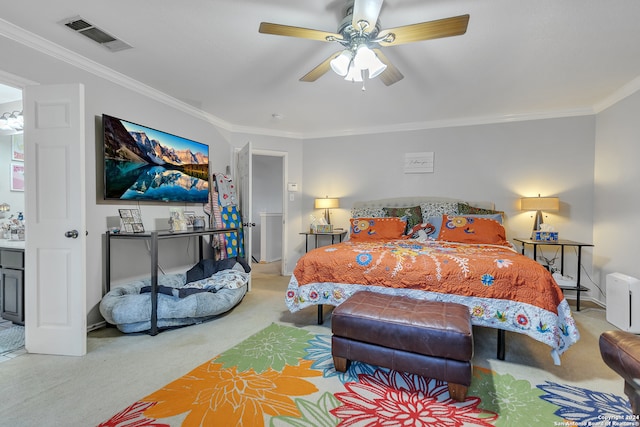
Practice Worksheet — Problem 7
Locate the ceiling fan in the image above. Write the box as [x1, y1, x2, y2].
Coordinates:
[259, 0, 469, 87]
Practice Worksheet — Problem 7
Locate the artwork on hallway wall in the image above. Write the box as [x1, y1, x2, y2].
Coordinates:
[10, 162, 24, 192]
[11, 134, 23, 162]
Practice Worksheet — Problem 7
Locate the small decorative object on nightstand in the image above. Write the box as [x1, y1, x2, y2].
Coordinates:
[513, 237, 593, 311]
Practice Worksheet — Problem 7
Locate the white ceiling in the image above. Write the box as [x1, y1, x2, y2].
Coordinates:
[2, 0, 640, 138]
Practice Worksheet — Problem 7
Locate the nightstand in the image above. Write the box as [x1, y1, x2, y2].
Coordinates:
[513, 238, 593, 311]
[300, 230, 347, 252]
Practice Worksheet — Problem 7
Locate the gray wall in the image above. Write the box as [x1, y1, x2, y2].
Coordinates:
[0, 35, 232, 326]
[594, 90, 640, 301]
[301, 116, 597, 299]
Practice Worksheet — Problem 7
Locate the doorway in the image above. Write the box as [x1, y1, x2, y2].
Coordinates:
[252, 152, 285, 273]
[0, 83, 24, 359]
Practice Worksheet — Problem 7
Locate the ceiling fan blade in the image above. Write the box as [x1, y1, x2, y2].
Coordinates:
[373, 49, 403, 86]
[378, 14, 469, 46]
[259, 22, 343, 42]
[300, 52, 342, 82]
[352, 0, 384, 30]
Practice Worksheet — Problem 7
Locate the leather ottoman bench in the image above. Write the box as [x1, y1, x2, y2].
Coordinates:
[331, 291, 474, 401]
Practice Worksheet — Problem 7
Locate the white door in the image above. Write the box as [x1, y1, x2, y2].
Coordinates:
[24, 83, 87, 356]
[236, 142, 252, 289]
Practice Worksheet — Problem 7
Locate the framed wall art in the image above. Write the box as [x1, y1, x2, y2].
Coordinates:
[10, 162, 24, 191]
[12, 134, 24, 161]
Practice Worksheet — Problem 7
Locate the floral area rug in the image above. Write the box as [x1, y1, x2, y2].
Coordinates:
[99, 323, 634, 426]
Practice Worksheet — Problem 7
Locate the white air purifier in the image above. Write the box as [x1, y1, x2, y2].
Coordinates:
[606, 272, 640, 333]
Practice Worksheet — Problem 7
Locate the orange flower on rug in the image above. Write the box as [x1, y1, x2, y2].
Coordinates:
[141, 359, 320, 425]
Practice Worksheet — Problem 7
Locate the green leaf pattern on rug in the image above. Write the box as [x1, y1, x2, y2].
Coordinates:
[216, 323, 315, 373]
[270, 392, 341, 427]
[470, 368, 561, 426]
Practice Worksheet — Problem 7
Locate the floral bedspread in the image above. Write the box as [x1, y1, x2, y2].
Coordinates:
[286, 239, 580, 364]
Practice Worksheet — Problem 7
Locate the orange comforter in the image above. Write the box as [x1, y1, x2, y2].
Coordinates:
[286, 239, 580, 361]
[293, 239, 563, 314]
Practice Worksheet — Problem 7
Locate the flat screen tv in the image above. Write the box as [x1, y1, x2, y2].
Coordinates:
[103, 114, 209, 203]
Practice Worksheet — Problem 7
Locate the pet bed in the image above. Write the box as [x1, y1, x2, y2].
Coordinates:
[100, 258, 249, 333]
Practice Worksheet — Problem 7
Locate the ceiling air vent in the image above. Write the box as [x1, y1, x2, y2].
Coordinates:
[60, 16, 132, 52]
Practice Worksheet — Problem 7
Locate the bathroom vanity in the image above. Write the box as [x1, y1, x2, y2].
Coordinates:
[0, 240, 25, 325]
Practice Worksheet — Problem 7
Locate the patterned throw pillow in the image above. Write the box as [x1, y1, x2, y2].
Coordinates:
[437, 215, 509, 246]
[382, 206, 423, 233]
[458, 203, 504, 221]
[350, 217, 407, 241]
[350, 207, 386, 218]
[420, 202, 459, 219]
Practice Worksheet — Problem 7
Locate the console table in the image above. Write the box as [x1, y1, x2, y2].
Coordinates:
[513, 238, 593, 311]
[105, 227, 237, 335]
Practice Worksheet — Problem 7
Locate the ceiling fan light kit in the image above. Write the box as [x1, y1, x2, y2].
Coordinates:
[258, 0, 469, 87]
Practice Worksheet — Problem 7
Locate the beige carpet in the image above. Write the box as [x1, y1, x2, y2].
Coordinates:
[0, 262, 625, 426]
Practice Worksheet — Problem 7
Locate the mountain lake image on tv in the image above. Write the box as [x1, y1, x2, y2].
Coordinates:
[103, 114, 209, 203]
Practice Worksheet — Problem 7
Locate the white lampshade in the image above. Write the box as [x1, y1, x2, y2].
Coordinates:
[353, 45, 376, 70]
[330, 50, 353, 77]
[315, 198, 340, 209]
[367, 54, 387, 78]
[520, 196, 560, 212]
[344, 66, 363, 82]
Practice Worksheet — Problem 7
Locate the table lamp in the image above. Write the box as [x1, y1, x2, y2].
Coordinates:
[520, 194, 559, 239]
[315, 196, 339, 225]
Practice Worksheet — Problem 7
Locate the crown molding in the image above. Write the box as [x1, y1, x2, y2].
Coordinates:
[0, 18, 233, 131]
[593, 75, 640, 113]
[296, 107, 597, 140]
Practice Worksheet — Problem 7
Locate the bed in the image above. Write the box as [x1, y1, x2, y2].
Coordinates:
[286, 197, 580, 365]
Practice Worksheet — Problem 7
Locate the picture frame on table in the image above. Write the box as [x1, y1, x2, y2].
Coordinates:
[118, 208, 145, 233]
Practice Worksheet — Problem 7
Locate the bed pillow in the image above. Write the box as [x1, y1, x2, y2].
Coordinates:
[350, 217, 407, 241]
[458, 203, 505, 221]
[350, 207, 386, 218]
[437, 215, 510, 246]
[382, 206, 422, 234]
[463, 213, 504, 224]
[420, 201, 459, 219]
[404, 222, 438, 239]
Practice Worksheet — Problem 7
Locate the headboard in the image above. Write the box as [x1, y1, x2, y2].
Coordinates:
[352, 196, 495, 211]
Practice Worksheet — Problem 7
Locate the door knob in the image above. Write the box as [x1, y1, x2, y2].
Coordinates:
[65, 230, 79, 239]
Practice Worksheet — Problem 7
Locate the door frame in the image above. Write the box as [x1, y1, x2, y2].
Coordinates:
[233, 147, 288, 276]
[253, 149, 287, 275]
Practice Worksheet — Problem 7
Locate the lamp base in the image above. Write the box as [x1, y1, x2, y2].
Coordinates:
[530, 210, 544, 239]
[324, 209, 331, 225]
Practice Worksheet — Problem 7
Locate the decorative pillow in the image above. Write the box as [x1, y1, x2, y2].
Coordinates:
[463, 213, 504, 224]
[419, 202, 459, 219]
[350, 207, 385, 218]
[382, 206, 423, 233]
[350, 217, 407, 241]
[458, 203, 505, 221]
[404, 222, 438, 239]
[437, 215, 509, 246]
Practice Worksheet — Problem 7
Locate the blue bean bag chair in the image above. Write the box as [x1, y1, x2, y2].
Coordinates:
[100, 258, 249, 333]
